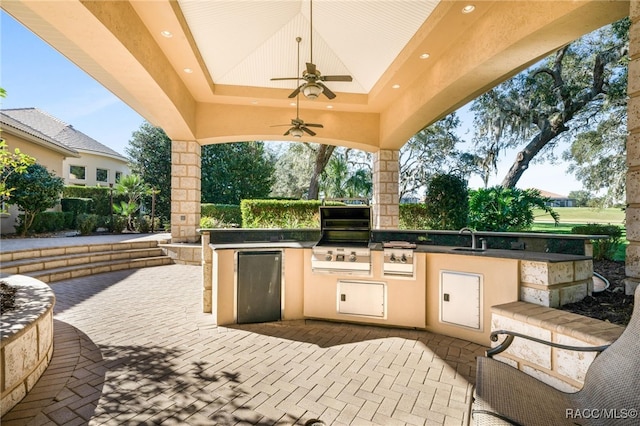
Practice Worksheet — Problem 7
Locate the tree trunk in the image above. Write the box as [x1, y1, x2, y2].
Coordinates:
[308, 144, 336, 199]
[501, 125, 566, 188]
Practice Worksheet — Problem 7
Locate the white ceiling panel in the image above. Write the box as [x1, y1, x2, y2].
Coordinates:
[178, 0, 439, 93]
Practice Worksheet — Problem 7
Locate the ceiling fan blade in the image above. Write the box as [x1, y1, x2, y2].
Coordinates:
[306, 62, 317, 75]
[288, 85, 303, 99]
[318, 82, 336, 100]
[284, 129, 292, 136]
[271, 77, 302, 81]
[322, 75, 353, 82]
[305, 123, 324, 128]
[301, 126, 317, 136]
[271, 124, 291, 127]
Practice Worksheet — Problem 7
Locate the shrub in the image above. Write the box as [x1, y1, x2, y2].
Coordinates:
[399, 204, 431, 230]
[5, 164, 65, 236]
[135, 215, 162, 233]
[571, 223, 623, 260]
[468, 187, 559, 231]
[423, 174, 468, 230]
[61, 198, 94, 227]
[76, 213, 99, 235]
[200, 216, 227, 229]
[29, 211, 73, 233]
[201, 204, 242, 227]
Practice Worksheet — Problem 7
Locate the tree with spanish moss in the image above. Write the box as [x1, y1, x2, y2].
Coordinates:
[470, 19, 629, 189]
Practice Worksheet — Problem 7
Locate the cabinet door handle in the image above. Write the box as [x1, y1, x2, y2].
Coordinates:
[341, 294, 346, 302]
[443, 293, 450, 302]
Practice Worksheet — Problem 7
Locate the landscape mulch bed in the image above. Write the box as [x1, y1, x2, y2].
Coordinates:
[561, 259, 634, 326]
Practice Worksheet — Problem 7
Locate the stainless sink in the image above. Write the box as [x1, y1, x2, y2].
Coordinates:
[451, 247, 487, 252]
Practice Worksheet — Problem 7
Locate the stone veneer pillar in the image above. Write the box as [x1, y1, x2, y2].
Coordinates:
[171, 140, 201, 243]
[373, 149, 400, 229]
[627, 1, 640, 294]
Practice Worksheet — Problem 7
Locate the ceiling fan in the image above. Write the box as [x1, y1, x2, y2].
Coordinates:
[271, 0, 352, 100]
[272, 37, 324, 137]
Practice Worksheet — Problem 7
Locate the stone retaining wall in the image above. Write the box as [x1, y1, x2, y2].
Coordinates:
[490, 301, 624, 391]
[0, 275, 55, 416]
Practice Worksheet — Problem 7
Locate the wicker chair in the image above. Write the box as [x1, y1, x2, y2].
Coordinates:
[472, 285, 640, 426]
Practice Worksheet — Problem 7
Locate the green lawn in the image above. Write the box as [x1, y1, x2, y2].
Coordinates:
[533, 207, 625, 224]
[532, 207, 627, 261]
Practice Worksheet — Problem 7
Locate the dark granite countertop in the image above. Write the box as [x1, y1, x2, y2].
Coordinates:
[209, 241, 590, 263]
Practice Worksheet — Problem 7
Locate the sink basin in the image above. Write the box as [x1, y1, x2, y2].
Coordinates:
[451, 247, 487, 252]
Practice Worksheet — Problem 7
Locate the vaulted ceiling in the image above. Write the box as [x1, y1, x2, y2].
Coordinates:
[2, 0, 629, 151]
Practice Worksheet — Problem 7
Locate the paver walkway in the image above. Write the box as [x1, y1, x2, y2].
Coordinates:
[3, 264, 485, 425]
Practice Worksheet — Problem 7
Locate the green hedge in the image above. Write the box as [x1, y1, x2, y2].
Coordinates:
[29, 211, 74, 234]
[63, 186, 126, 216]
[399, 204, 431, 230]
[240, 200, 343, 228]
[201, 204, 242, 227]
[571, 223, 623, 260]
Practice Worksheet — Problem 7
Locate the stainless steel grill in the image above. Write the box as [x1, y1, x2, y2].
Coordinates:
[311, 206, 372, 275]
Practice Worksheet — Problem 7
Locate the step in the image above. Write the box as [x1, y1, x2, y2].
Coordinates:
[0, 248, 166, 275]
[0, 240, 162, 263]
[26, 256, 174, 283]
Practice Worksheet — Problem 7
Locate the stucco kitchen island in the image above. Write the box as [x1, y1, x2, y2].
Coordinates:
[200, 229, 595, 346]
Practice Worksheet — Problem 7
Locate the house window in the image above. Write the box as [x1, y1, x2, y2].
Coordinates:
[96, 168, 108, 182]
[115, 171, 122, 183]
[69, 165, 86, 180]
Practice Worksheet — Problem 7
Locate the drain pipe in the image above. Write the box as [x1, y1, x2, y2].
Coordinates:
[593, 271, 610, 292]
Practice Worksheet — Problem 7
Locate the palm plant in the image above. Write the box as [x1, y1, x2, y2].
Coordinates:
[113, 174, 150, 231]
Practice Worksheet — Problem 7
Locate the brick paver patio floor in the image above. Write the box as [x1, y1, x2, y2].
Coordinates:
[3, 264, 485, 425]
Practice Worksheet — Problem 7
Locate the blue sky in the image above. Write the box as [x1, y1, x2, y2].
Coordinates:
[1, 11, 144, 156]
[1, 11, 582, 195]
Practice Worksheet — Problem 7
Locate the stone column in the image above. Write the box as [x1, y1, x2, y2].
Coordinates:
[201, 231, 212, 313]
[626, 0, 640, 295]
[171, 140, 201, 243]
[372, 149, 400, 229]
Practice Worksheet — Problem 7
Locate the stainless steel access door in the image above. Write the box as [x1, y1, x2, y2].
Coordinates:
[236, 251, 282, 324]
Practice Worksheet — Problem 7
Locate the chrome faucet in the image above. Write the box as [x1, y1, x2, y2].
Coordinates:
[459, 227, 477, 249]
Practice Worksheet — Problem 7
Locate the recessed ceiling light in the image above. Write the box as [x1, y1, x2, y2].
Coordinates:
[290, 102, 296, 106]
[419, 53, 430, 59]
[251, 100, 258, 105]
[161, 30, 173, 38]
[392, 84, 400, 89]
[183, 68, 193, 74]
[462, 4, 475, 14]
[326, 105, 333, 109]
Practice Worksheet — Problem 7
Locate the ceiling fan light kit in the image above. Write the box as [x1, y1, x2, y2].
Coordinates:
[302, 82, 323, 99]
[289, 127, 304, 138]
[270, 35, 324, 138]
[271, 0, 352, 102]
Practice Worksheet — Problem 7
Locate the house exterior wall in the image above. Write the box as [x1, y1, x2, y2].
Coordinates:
[2, 132, 67, 177]
[1, 132, 70, 234]
[63, 152, 130, 187]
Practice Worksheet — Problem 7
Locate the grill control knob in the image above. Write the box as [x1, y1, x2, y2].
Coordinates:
[325, 252, 333, 261]
[401, 254, 407, 263]
[390, 253, 396, 263]
[349, 252, 357, 262]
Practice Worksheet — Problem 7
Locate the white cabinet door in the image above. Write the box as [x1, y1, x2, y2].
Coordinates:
[338, 280, 385, 317]
[440, 271, 482, 330]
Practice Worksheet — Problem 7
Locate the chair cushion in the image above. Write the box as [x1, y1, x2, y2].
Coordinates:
[472, 357, 578, 426]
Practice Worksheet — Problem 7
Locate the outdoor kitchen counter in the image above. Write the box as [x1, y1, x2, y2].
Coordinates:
[208, 241, 591, 263]
[409, 244, 591, 262]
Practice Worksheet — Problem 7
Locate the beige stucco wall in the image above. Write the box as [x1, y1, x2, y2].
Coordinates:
[303, 251, 427, 329]
[63, 151, 130, 187]
[0, 132, 71, 234]
[426, 254, 519, 345]
[2, 131, 67, 176]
